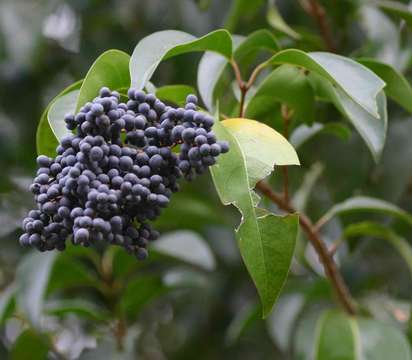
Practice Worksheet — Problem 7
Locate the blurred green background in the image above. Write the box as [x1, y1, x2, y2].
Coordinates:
[1, 0, 412, 358]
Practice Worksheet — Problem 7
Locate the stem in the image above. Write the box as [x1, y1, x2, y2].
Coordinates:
[300, 0, 336, 52]
[239, 87, 247, 117]
[256, 181, 357, 315]
[245, 62, 268, 89]
[230, 59, 247, 117]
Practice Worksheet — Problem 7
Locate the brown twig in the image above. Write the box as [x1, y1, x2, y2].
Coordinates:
[300, 0, 336, 52]
[256, 181, 357, 315]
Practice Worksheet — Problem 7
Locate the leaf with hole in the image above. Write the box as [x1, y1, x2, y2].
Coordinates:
[210, 118, 299, 317]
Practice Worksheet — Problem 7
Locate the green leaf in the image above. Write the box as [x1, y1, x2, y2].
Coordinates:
[358, 58, 412, 114]
[15, 252, 57, 328]
[224, 0, 265, 31]
[245, 65, 316, 124]
[155, 85, 195, 106]
[151, 230, 216, 271]
[311, 73, 387, 162]
[267, 50, 386, 118]
[234, 29, 279, 61]
[210, 119, 299, 317]
[120, 276, 167, 318]
[290, 122, 352, 149]
[358, 318, 412, 360]
[36, 80, 82, 157]
[225, 303, 260, 345]
[317, 196, 412, 229]
[344, 222, 412, 275]
[267, 293, 305, 351]
[267, 0, 301, 39]
[197, 30, 278, 111]
[314, 310, 412, 360]
[47, 252, 100, 294]
[130, 29, 232, 90]
[222, 118, 299, 185]
[44, 299, 109, 321]
[76, 49, 130, 111]
[375, 0, 412, 26]
[314, 310, 358, 360]
[0, 284, 15, 325]
[10, 329, 49, 360]
[48, 90, 79, 142]
[292, 162, 324, 212]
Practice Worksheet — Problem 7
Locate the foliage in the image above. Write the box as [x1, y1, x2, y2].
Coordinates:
[1, 0, 412, 358]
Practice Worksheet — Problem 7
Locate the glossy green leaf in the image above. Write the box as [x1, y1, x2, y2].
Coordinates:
[36, 80, 82, 157]
[44, 299, 109, 321]
[375, 0, 412, 26]
[267, 50, 385, 118]
[76, 49, 130, 111]
[344, 221, 412, 275]
[358, 58, 412, 113]
[197, 30, 278, 111]
[120, 276, 167, 318]
[267, 0, 300, 39]
[10, 329, 49, 360]
[155, 84, 195, 106]
[222, 118, 299, 186]
[311, 73, 387, 161]
[245, 65, 316, 124]
[358, 318, 412, 360]
[292, 162, 324, 212]
[225, 303, 260, 345]
[314, 310, 358, 360]
[317, 196, 412, 229]
[47, 253, 101, 294]
[151, 230, 216, 271]
[267, 293, 305, 351]
[130, 29, 232, 89]
[15, 252, 57, 329]
[210, 119, 299, 317]
[290, 122, 352, 149]
[234, 29, 279, 61]
[224, 0, 265, 31]
[48, 89, 79, 142]
[314, 310, 412, 360]
[0, 284, 15, 324]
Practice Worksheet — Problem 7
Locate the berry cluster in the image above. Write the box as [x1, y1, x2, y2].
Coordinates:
[20, 88, 228, 260]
